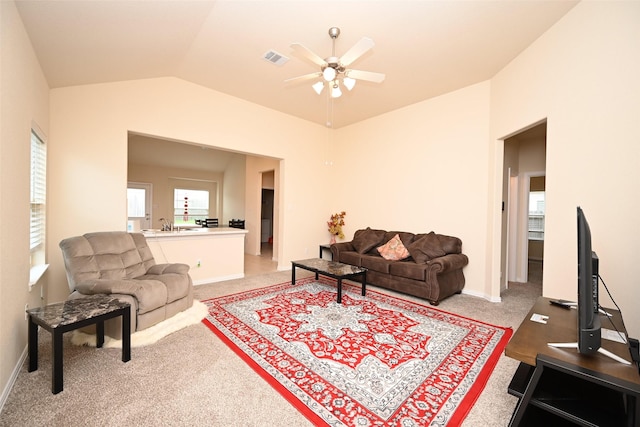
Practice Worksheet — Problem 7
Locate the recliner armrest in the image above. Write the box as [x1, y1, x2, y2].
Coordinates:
[147, 263, 190, 275]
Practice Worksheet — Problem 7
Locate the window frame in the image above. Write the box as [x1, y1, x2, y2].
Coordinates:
[173, 188, 210, 225]
[30, 127, 48, 285]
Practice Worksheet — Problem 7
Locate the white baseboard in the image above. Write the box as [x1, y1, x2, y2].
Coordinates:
[462, 289, 502, 303]
[0, 345, 27, 414]
[193, 273, 244, 286]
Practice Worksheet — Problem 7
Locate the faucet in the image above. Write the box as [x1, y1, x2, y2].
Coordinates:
[159, 218, 172, 231]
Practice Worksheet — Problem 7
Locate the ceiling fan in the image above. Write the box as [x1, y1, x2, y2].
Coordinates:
[285, 27, 385, 99]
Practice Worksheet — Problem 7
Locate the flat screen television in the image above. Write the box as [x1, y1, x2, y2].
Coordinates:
[577, 206, 601, 354]
[549, 207, 630, 364]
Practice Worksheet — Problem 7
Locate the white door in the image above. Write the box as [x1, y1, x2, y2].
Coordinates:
[127, 182, 152, 230]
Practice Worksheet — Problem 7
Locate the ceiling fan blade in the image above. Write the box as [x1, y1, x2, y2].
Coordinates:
[290, 43, 326, 67]
[345, 69, 385, 84]
[284, 72, 322, 85]
[339, 37, 375, 67]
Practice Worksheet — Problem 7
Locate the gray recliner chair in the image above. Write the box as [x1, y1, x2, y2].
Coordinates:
[59, 231, 194, 339]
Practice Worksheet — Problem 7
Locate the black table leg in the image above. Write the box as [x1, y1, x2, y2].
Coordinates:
[315, 272, 319, 280]
[52, 330, 64, 394]
[337, 278, 343, 303]
[28, 316, 38, 372]
[96, 321, 105, 348]
[122, 307, 131, 362]
[291, 264, 296, 285]
[361, 272, 367, 296]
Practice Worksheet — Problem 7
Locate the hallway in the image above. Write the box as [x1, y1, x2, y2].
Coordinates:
[244, 243, 278, 277]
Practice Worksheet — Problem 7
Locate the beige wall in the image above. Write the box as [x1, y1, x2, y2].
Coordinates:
[490, 1, 640, 336]
[222, 155, 247, 224]
[335, 81, 493, 300]
[0, 0, 50, 405]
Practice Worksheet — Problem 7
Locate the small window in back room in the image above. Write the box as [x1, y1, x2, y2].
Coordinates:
[528, 191, 545, 240]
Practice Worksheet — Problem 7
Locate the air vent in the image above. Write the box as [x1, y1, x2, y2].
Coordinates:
[263, 50, 289, 66]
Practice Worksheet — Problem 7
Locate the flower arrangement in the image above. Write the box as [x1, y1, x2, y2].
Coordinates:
[327, 211, 346, 239]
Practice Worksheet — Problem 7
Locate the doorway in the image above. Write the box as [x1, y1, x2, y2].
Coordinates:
[527, 176, 545, 285]
[500, 122, 547, 291]
[127, 182, 152, 230]
[260, 171, 275, 260]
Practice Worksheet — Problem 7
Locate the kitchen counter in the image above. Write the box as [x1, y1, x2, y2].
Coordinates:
[141, 227, 248, 285]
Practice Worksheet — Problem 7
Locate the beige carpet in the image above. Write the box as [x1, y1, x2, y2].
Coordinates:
[0, 271, 541, 426]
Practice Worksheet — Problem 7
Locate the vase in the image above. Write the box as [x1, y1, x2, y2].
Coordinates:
[330, 235, 336, 245]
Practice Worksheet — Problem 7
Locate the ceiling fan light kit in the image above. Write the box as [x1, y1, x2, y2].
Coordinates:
[286, 27, 384, 99]
[312, 81, 325, 95]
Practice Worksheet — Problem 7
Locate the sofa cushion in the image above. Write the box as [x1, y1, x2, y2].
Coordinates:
[380, 231, 415, 248]
[377, 234, 410, 260]
[351, 227, 386, 254]
[340, 251, 363, 267]
[389, 261, 427, 281]
[407, 232, 446, 264]
[361, 255, 393, 274]
[437, 234, 463, 254]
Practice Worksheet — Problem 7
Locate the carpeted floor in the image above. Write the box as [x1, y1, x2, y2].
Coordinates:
[0, 271, 541, 426]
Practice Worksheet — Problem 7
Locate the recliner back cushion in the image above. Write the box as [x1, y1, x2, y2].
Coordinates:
[60, 232, 155, 292]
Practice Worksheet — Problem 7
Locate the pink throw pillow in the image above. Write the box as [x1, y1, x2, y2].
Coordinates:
[377, 234, 410, 261]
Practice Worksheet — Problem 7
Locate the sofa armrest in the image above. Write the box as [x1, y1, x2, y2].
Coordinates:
[147, 263, 190, 275]
[331, 241, 355, 260]
[427, 253, 469, 273]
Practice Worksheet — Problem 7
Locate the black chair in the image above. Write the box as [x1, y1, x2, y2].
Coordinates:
[229, 219, 245, 229]
[203, 218, 219, 228]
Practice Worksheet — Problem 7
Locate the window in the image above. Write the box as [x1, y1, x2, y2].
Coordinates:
[174, 188, 209, 225]
[528, 191, 545, 240]
[30, 129, 47, 267]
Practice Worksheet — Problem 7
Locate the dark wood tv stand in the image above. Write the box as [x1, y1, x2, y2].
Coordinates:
[505, 297, 640, 426]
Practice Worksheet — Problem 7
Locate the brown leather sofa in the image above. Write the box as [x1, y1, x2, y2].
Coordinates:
[330, 228, 468, 305]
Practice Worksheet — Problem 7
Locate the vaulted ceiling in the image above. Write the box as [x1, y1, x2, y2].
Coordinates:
[16, 0, 578, 129]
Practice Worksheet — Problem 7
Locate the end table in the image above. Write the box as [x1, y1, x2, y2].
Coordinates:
[27, 294, 131, 394]
[319, 244, 333, 260]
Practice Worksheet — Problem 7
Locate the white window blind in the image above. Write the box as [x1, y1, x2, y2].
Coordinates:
[30, 130, 46, 251]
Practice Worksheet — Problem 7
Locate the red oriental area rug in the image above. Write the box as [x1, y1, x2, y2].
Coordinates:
[202, 278, 512, 426]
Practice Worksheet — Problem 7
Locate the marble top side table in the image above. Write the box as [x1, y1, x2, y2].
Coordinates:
[27, 294, 131, 394]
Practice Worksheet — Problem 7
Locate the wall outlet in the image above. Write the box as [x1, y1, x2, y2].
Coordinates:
[197, 259, 201, 268]
[25, 304, 29, 320]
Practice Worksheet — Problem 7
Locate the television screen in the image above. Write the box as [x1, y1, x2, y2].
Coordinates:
[577, 206, 601, 354]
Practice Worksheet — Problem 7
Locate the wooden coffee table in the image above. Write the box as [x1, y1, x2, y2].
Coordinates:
[291, 258, 367, 303]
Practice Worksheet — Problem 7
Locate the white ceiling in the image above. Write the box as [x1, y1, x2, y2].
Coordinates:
[15, 0, 578, 129]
